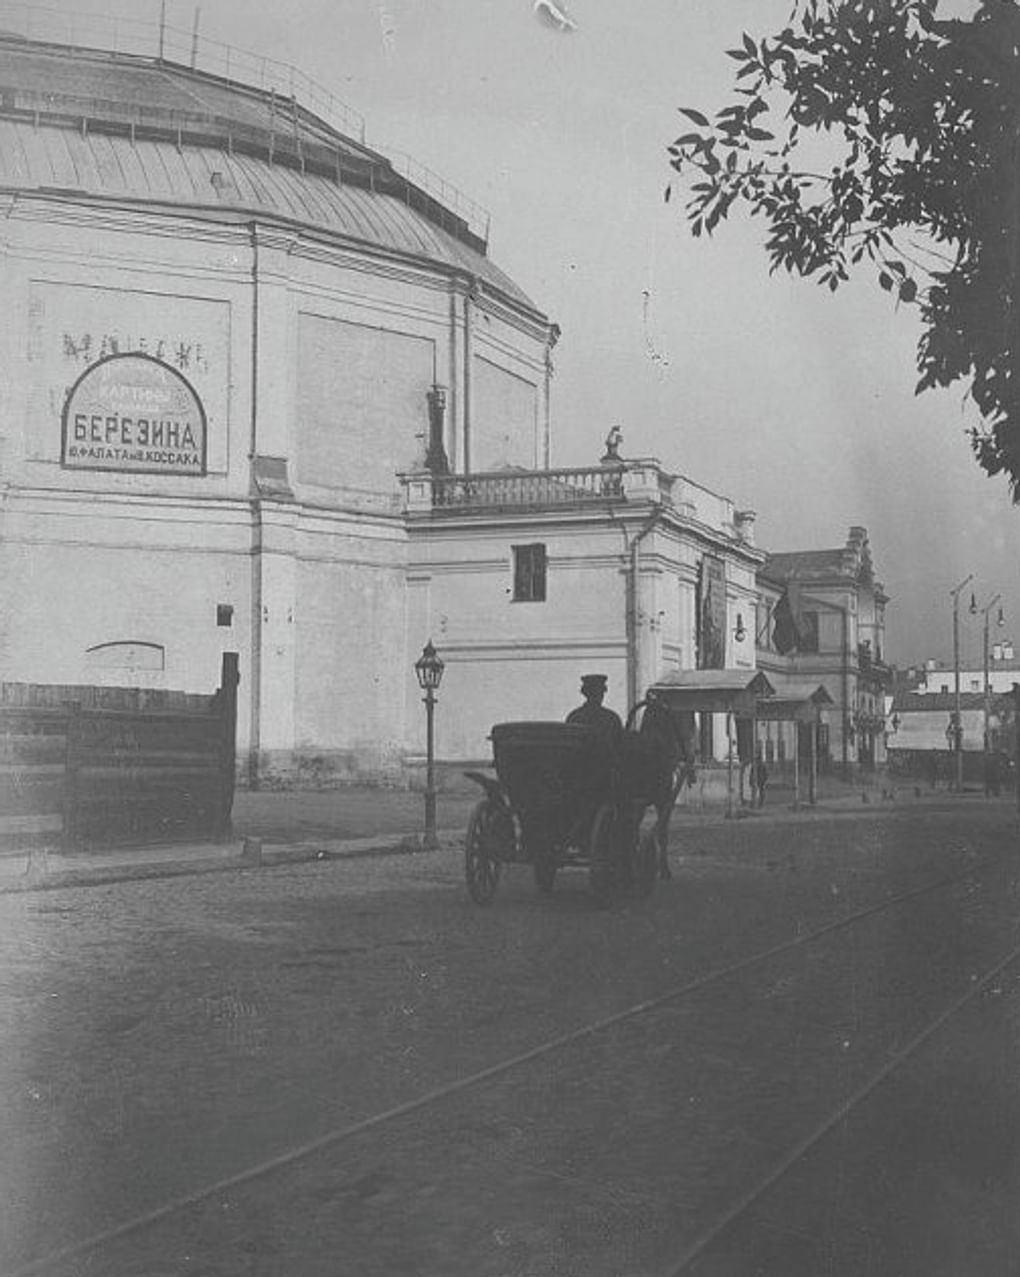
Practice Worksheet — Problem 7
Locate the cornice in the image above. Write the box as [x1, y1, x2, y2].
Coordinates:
[473, 332, 547, 378]
[1, 188, 550, 329]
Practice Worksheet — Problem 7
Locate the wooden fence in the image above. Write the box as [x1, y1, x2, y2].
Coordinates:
[0, 653, 239, 851]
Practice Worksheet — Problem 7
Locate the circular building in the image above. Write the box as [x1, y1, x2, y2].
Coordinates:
[0, 24, 556, 784]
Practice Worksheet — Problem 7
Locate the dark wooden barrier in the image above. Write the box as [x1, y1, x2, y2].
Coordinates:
[0, 653, 239, 851]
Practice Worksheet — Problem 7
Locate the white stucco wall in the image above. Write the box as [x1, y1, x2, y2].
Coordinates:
[406, 519, 629, 761]
[1, 193, 554, 784]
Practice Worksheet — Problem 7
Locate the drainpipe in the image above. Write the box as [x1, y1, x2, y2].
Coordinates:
[447, 286, 459, 471]
[462, 277, 476, 473]
[248, 220, 262, 789]
[626, 510, 661, 711]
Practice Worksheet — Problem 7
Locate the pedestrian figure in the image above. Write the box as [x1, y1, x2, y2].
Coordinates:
[754, 750, 768, 808]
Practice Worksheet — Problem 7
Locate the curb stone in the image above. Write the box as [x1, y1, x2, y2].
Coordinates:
[0, 831, 465, 894]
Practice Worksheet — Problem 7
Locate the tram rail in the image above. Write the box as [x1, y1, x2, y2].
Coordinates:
[4, 853, 1003, 1277]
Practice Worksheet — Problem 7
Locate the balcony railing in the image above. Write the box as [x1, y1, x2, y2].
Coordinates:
[401, 462, 675, 514]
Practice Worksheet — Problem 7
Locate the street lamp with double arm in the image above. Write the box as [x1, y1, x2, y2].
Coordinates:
[979, 594, 1005, 763]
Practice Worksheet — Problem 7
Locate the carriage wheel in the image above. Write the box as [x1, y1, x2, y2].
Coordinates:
[588, 804, 617, 906]
[632, 828, 658, 898]
[465, 799, 503, 905]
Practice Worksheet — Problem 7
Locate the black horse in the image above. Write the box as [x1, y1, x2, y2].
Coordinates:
[622, 696, 696, 880]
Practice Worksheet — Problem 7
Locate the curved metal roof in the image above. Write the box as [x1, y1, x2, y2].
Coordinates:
[0, 119, 534, 308]
[0, 38, 541, 316]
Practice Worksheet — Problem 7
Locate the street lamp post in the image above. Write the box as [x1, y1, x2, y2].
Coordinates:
[979, 594, 1004, 771]
[414, 639, 445, 850]
[949, 574, 975, 793]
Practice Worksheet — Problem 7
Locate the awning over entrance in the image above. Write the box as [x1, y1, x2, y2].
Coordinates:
[646, 669, 775, 715]
[754, 683, 833, 724]
[752, 682, 833, 808]
[645, 670, 775, 819]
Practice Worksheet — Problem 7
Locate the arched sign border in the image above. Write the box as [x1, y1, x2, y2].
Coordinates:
[61, 352, 208, 477]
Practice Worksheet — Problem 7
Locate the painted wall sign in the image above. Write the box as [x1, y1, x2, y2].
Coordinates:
[61, 353, 207, 476]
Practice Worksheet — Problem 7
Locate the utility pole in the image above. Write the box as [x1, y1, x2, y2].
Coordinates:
[950, 574, 975, 793]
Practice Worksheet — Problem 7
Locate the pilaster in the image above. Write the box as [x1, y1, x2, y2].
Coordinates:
[249, 500, 299, 782]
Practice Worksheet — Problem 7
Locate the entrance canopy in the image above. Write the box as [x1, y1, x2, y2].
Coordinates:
[646, 669, 775, 716]
[753, 683, 833, 724]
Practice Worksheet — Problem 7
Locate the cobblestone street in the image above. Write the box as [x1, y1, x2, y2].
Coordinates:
[1, 798, 1018, 1275]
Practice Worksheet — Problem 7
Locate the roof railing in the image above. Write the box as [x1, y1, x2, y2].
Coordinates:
[0, 0, 490, 244]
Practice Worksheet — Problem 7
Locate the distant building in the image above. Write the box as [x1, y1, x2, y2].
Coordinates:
[907, 645, 1020, 698]
[755, 528, 891, 773]
[886, 690, 1014, 787]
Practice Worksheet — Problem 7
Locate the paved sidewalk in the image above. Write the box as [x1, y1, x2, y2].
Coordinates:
[0, 787, 481, 894]
[0, 779, 998, 894]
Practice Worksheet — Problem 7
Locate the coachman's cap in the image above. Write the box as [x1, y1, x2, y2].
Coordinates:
[580, 673, 608, 692]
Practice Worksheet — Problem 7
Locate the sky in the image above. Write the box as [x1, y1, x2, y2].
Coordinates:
[41, 0, 1018, 669]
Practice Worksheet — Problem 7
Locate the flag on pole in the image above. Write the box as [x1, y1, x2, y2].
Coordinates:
[534, 0, 577, 31]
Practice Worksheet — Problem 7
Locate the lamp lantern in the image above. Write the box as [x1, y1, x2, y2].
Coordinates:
[415, 639, 445, 693]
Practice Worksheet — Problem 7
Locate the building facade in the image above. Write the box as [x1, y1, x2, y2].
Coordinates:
[403, 461, 764, 766]
[0, 27, 768, 786]
[756, 527, 892, 773]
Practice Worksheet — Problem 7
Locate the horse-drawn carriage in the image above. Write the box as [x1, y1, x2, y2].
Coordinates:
[463, 710, 677, 906]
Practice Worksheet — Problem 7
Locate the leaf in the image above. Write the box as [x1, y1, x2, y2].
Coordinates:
[743, 32, 757, 57]
[664, 185, 672, 203]
[678, 107, 710, 127]
[899, 278, 917, 303]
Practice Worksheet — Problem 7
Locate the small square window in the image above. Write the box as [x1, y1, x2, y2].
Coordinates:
[512, 544, 546, 602]
[217, 604, 234, 628]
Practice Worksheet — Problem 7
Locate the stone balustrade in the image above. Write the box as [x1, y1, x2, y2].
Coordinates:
[401, 460, 675, 514]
